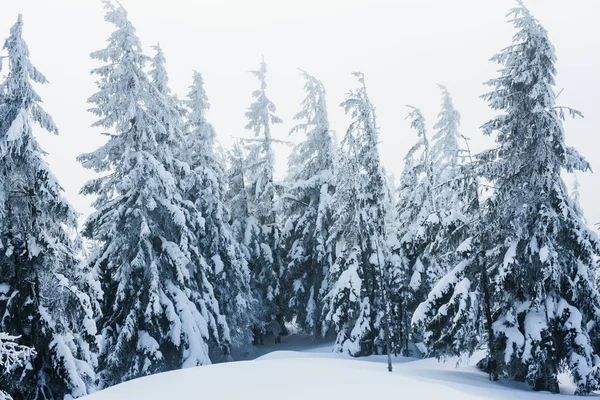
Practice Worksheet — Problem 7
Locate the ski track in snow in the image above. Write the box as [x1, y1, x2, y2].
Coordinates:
[86, 335, 595, 399]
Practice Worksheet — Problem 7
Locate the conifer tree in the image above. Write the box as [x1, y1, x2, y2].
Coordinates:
[242, 57, 286, 342]
[79, 1, 226, 386]
[0, 15, 98, 399]
[415, 3, 600, 394]
[430, 85, 472, 215]
[226, 141, 250, 227]
[282, 71, 335, 337]
[387, 107, 438, 356]
[323, 73, 393, 358]
[183, 71, 255, 355]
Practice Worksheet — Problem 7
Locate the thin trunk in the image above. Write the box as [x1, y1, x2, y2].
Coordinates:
[480, 254, 497, 381]
[374, 239, 392, 372]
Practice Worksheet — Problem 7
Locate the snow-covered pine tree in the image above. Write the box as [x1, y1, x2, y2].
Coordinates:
[0, 333, 35, 400]
[478, 3, 600, 393]
[394, 107, 437, 287]
[424, 86, 476, 284]
[430, 85, 472, 216]
[416, 3, 600, 394]
[282, 70, 335, 337]
[242, 57, 286, 342]
[387, 107, 439, 355]
[394, 92, 476, 358]
[225, 141, 250, 226]
[149, 44, 170, 98]
[148, 43, 188, 126]
[78, 1, 227, 386]
[570, 172, 585, 216]
[323, 72, 393, 358]
[0, 15, 98, 399]
[182, 71, 254, 356]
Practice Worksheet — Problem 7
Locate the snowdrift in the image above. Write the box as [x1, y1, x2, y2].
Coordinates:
[86, 340, 586, 400]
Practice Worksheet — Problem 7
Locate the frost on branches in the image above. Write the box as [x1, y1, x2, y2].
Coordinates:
[390, 106, 437, 326]
[242, 57, 286, 343]
[0, 15, 98, 399]
[0, 333, 34, 400]
[323, 73, 393, 356]
[282, 71, 335, 337]
[182, 71, 255, 356]
[78, 1, 226, 387]
[389, 106, 444, 355]
[477, 3, 600, 394]
[415, 2, 600, 395]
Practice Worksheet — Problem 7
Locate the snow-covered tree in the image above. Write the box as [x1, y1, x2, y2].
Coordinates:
[242, 57, 286, 342]
[387, 107, 438, 356]
[149, 44, 170, 97]
[430, 85, 472, 213]
[226, 141, 250, 226]
[182, 71, 255, 356]
[78, 1, 226, 386]
[323, 72, 393, 358]
[416, 3, 600, 394]
[0, 15, 98, 399]
[282, 71, 335, 337]
[394, 108, 438, 284]
[480, 3, 600, 393]
[394, 91, 477, 357]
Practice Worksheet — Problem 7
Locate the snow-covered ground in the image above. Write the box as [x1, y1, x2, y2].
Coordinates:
[86, 335, 592, 399]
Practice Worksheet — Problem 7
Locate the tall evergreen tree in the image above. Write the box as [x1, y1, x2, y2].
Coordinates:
[393, 107, 437, 288]
[415, 3, 600, 394]
[183, 71, 254, 356]
[388, 107, 438, 356]
[242, 57, 286, 342]
[394, 93, 476, 357]
[0, 15, 98, 399]
[78, 1, 226, 386]
[282, 71, 335, 337]
[323, 73, 392, 358]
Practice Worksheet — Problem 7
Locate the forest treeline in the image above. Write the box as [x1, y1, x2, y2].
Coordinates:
[1, 1, 599, 398]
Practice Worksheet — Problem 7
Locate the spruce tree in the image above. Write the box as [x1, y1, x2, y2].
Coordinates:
[183, 71, 254, 356]
[388, 107, 439, 356]
[226, 141, 250, 227]
[415, 2, 600, 394]
[242, 57, 286, 342]
[394, 92, 476, 357]
[323, 73, 393, 358]
[480, 3, 600, 393]
[0, 15, 98, 399]
[282, 71, 335, 337]
[430, 85, 471, 215]
[79, 1, 226, 386]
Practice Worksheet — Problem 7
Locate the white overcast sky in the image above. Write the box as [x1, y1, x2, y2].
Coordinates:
[1, 0, 599, 226]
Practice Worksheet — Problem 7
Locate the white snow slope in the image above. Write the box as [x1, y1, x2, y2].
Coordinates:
[86, 337, 590, 399]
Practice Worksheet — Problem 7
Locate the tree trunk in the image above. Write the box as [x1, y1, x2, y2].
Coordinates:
[479, 252, 498, 381]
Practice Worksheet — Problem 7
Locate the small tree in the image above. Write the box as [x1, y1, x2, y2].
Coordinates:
[282, 71, 335, 337]
[182, 71, 255, 356]
[242, 57, 285, 342]
[323, 73, 393, 364]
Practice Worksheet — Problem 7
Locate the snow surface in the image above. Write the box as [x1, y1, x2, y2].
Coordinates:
[85, 335, 588, 399]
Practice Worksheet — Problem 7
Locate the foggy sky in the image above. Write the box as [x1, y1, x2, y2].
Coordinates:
[1, 0, 598, 226]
